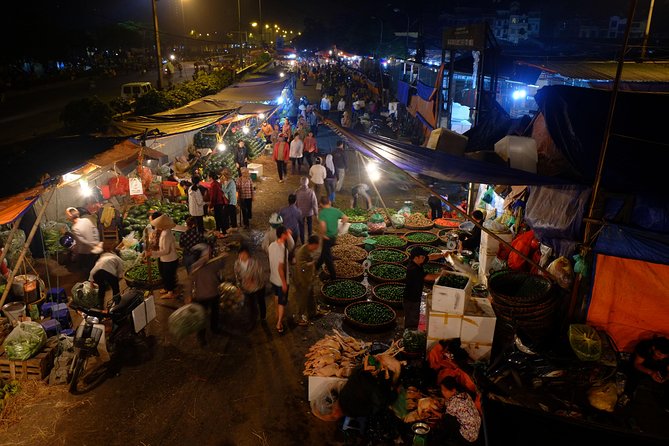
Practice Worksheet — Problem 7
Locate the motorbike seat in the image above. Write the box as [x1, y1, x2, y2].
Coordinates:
[110, 289, 144, 315]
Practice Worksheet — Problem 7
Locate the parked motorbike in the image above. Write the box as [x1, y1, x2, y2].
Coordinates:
[67, 288, 154, 394]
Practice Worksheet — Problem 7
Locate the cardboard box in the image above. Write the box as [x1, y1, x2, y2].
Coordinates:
[307, 376, 347, 401]
[431, 272, 471, 314]
[462, 342, 493, 361]
[478, 253, 497, 286]
[494, 136, 538, 173]
[247, 162, 263, 178]
[426, 309, 463, 351]
[480, 230, 513, 257]
[460, 298, 496, 345]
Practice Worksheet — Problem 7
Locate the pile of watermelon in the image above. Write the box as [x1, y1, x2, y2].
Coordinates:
[121, 199, 189, 236]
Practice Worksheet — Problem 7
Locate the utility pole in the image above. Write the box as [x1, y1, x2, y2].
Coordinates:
[258, 0, 263, 45]
[641, 0, 655, 59]
[151, 0, 164, 90]
[238, 0, 244, 66]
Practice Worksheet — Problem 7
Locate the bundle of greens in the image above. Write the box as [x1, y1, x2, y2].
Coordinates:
[168, 303, 206, 341]
[3, 322, 47, 360]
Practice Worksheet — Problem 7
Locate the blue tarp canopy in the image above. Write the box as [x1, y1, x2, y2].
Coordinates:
[594, 224, 669, 265]
[327, 125, 572, 186]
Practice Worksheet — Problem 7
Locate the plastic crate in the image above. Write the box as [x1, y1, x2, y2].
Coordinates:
[47, 287, 68, 302]
[40, 319, 61, 337]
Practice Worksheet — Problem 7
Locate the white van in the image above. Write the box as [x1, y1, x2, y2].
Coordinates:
[121, 82, 153, 100]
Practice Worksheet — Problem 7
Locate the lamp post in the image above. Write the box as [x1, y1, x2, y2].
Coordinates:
[393, 8, 410, 60]
[258, 0, 263, 45]
[151, 0, 164, 90]
[641, 0, 656, 59]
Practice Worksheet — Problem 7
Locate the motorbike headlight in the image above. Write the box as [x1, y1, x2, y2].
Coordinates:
[85, 315, 100, 325]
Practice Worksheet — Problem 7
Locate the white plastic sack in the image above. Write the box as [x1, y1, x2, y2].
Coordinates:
[122, 231, 139, 248]
[337, 220, 351, 236]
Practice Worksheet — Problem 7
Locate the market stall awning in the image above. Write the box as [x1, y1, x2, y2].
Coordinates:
[0, 184, 45, 225]
[325, 122, 572, 186]
[207, 77, 288, 103]
[104, 110, 237, 139]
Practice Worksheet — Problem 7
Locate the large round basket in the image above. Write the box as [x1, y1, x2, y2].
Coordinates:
[321, 260, 365, 280]
[404, 223, 434, 231]
[434, 218, 462, 230]
[344, 301, 397, 332]
[404, 231, 440, 245]
[406, 244, 443, 258]
[368, 248, 409, 264]
[321, 279, 368, 306]
[124, 262, 163, 290]
[368, 262, 408, 283]
[368, 235, 408, 249]
[332, 244, 369, 262]
[488, 271, 553, 307]
[372, 282, 406, 308]
[335, 233, 366, 247]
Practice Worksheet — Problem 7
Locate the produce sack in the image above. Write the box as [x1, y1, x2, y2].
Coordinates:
[218, 282, 243, 312]
[203, 216, 217, 231]
[369, 213, 385, 224]
[122, 231, 139, 249]
[367, 222, 386, 234]
[587, 382, 618, 412]
[310, 380, 346, 422]
[390, 213, 405, 229]
[3, 321, 47, 360]
[168, 303, 205, 341]
[71, 281, 101, 309]
[546, 256, 574, 290]
[348, 223, 369, 237]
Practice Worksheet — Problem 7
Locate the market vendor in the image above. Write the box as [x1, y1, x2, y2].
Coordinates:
[403, 247, 446, 330]
[66, 206, 103, 277]
[350, 183, 372, 209]
[627, 335, 669, 409]
[459, 210, 485, 253]
[89, 251, 124, 309]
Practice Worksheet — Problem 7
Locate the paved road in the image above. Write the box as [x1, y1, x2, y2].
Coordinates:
[0, 63, 195, 148]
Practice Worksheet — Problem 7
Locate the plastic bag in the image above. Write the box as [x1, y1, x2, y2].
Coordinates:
[348, 223, 369, 237]
[3, 321, 47, 360]
[310, 380, 346, 422]
[367, 222, 386, 234]
[119, 248, 139, 262]
[483, 219, 510, 234]
[168, 303, 205, 341]
[587, 382, 618, 412]
[71, 281, 101, 308]
[122, 231, 139, 249]
[390, 213, 405, 229]
[369, 213, 385, 224]
[546, 256, 574, 290]
[337, 220, 351, 236]
[218, 282, 243, 312]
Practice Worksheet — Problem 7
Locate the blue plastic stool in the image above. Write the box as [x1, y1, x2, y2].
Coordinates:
[47, 287, 68, 303]
[341, 416, 367, 434]
[40, 319, 61, 337]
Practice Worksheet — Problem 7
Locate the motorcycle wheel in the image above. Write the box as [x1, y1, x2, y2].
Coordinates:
[68, 352, 108, 395]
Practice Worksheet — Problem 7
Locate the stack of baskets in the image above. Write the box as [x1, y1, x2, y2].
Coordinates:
[488, 270, 556, 344]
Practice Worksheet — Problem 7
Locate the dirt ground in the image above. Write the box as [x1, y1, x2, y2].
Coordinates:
[0, 81, 438, 446]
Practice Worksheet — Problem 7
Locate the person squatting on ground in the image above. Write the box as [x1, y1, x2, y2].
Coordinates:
[190, 243, 226, 345]
[268, 226, 291, 333]
[316, 197, 347, 280]
[291, 235, 320, 326]
[148, 214, 179, 299]
[89, 251, 124, 309]
[351, 183, 372, 209]
[234, 244, 267, 323]
[273, 135, 290, 183]
[295, 177, 319, 245]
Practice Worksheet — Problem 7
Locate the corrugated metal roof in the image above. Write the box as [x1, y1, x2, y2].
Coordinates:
[519, 61, 669, 82]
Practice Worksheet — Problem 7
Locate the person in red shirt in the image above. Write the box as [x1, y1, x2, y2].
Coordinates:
[208, 172, 227, 234]
[273, 135, 290, 183]
[303, 131, 318, 168]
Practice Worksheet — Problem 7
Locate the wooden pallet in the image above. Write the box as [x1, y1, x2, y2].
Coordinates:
[0, 337, 58, 380]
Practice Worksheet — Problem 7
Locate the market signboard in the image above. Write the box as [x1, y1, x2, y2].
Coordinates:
[442, 24, 486, 51]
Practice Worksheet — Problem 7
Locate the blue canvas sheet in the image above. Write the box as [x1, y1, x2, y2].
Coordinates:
[594, 224, 669, 265]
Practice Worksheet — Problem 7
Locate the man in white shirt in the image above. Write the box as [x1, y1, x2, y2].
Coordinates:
[66, 207, 102, 277]
[89, 251, 124, 308]
[308, 156, 327, 200]
[337, 97, 346, 121]
[268, 226, 291, 333]
[289, 134, 304, 175]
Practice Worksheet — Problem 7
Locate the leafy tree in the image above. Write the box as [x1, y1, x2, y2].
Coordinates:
[60, 97, 113, 134]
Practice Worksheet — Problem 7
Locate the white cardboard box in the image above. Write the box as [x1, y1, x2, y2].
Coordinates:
[247, 162, 263, 177]
[462, 342, 493, 361]
[494, 135, 538, 173]
[431, 272, 471, 314]
[480, 230, 513, 257]
[478, 253, 497, 286]
[307, 376, 348, 402]
[460, 298, 496, 345]
[426, 309, 463, 351]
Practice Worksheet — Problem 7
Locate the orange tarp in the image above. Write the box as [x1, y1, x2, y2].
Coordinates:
[587, 254, 669, 352]
[0, 185, 44, 225]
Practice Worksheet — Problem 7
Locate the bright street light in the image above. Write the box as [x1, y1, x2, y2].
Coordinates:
[251, 22, 258, 27]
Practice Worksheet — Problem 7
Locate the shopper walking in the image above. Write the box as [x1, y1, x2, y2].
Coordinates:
[295, 177, 319, 244]
[303, 131, 317, 168]
[273, 135, 290, 183]
[268, 226, 291, 333]
[324, 153, 337, 203]
[333, 141, 347, 192]
[208, 173, 228, 235]
[279, 194, 303, 245]
[289, 134, 304, 175]
[234, 140, 249, 176]
[188, 176, 206, 233]
[236, 167, 254, 229]
[316, 197, 347, 280]
[234, 244, 267, 323]
[180, 216, 207, 273]
[221, 168, 238, 233]
[190, 244, 227, 345]
[309, 157, 326, 199]
[290, 235, 320, 326]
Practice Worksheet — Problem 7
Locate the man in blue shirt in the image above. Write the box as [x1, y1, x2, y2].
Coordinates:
[279, 194, 303, 246]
